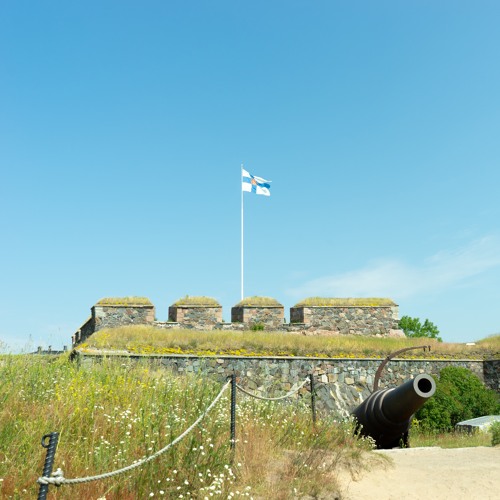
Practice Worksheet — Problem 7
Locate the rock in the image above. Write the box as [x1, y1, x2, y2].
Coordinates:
[389, 329, 406, 338]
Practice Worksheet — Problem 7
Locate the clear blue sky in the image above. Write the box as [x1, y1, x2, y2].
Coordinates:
[1, 1, 499, 351]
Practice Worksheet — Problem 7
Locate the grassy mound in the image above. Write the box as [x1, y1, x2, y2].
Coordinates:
[78, 327, 500, 360]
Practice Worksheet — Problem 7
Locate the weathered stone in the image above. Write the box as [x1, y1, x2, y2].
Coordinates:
[168, 305, 222, 330]
[231, 304, 284, 329]
[75, 351, 497, 419]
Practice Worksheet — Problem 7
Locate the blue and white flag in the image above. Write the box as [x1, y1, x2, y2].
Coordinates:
[242, 168, 271, 196]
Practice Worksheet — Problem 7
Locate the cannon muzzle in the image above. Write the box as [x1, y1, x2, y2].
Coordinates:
[352, 373, 436, 449]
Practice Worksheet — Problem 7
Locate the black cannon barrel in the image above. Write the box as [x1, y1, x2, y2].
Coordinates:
[352, 373, 436, 449]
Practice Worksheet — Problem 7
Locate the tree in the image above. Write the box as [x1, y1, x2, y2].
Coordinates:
[398, 315, 442, 342]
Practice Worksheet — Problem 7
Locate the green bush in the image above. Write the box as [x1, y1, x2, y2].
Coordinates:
[250, 322, 265, 331]
[416, 366, 500, 432]
[491, 421, 500, 446]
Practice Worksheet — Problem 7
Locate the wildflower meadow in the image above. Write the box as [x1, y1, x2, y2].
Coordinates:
[0, 354, 374, 499]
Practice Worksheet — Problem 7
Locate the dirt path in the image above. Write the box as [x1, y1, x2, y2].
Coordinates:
[338, 446, 500, 500]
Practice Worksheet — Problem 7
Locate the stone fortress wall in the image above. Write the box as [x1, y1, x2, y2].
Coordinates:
[74, 352, 498, 416]
[72, 296, 404, 346]
[71, 296, 499, 414]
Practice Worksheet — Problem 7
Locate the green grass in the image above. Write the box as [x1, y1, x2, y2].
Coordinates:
[79, 326, 500, 359]
[293, 297, 397, 307]
[96, 297, 153, 306]
[0, 355, 374, 499]
[234, 296, 283, 307]
[410, 428, 493, 448]
[173, 296, 221, 306]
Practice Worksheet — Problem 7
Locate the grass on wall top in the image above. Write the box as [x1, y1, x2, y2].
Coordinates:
[294, 297, 397, 307]
[173, 296, 221, 307]
[235, 296, 283, 307]
[96, 297, 153, 306]
[78, 327, 500, 360]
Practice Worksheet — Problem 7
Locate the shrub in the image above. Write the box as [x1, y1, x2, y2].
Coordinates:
[416, 366, 500, 432]
[251, 322, 265, 331]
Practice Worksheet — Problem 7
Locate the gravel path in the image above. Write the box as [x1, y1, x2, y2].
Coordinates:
[338, 446, 500, 500]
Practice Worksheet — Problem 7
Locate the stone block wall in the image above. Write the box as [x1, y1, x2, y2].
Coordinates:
[75, 352, 497, 417]
[290, 305, 400, 335]
[72, 316, 95, 345]
[72, 296, 405, 346]
[484, 359, 500, 392]
[231, 306, 284, 329]
[93, 304, 155, 331]
[168, 305, 222, 330]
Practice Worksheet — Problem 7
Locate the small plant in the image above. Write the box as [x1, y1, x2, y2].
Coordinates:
[250, 322, 265, 331]
[491, 421, 500, 446]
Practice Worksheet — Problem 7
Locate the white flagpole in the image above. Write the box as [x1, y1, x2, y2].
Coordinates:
[241, 164, 244, 301]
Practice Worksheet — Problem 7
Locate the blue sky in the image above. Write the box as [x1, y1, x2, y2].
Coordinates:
[1, 1, 499, 350]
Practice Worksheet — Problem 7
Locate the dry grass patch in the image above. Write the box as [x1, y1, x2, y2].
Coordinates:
[233, 412, 379, 499]
[294, 297, 396, 307]
[235, 296, 283, 307]
[172, 295, 221, 306]
[96, 296, 153, 306]
[79, 326, 499, 360]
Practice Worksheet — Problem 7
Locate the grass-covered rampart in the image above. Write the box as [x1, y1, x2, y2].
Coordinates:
[78, 326, 500, 360]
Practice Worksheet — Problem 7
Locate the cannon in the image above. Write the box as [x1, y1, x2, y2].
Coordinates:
[352, 372, 436, 449]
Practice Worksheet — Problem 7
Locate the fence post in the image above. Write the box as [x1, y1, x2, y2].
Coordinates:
[230, 371, 236, 450]
[310, 373, 317, 425]
[38, 432, 59, 500]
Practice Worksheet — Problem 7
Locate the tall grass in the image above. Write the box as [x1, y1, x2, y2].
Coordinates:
[0, 355, 374, 499]
[80, 326, 500, 359]
[409, 429, 492, 448]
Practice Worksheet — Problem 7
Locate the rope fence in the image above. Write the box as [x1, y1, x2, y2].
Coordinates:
[235, 376, 310, 401]
[37, 373, 317, 498]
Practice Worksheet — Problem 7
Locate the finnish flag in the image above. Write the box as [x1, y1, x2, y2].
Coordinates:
[242, 168, 271, 196]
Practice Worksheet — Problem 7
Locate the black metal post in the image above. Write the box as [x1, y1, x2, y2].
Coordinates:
[230, 372, 236, 450]
[38, 432, 59, 500]
[310, 373, 317, 425]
